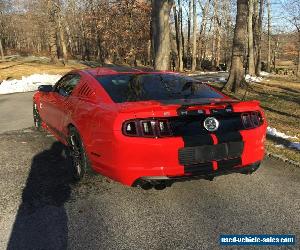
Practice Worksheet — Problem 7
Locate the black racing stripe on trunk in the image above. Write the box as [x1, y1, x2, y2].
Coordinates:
[215, 131, 243, 143]
[182, 134, 214, 147]
[184, 162, 213, 174]
[217, 157, 242, 170]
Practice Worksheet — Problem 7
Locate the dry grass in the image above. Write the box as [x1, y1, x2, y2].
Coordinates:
[210, 75, 300, 163]
[0, 57, 87, 81]
[265, 140, 300, 163]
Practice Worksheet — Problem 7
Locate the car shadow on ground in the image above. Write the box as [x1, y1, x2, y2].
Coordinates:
[7, 141, 74, 250]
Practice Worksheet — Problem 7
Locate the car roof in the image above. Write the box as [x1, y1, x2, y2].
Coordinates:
[83, 65, 175, 77]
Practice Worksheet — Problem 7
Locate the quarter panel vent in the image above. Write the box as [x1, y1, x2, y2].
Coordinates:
[78, 82, 95, 97]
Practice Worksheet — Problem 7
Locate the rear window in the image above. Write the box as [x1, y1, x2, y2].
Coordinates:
[96, 74, 223, 103]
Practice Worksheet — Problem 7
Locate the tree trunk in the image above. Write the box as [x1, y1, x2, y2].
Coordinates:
[212, 0, 220, 68]
[173, 2, 183, 71]
[297, 32, 300, 77]
[191, 0, 197, 71]
[187, 0, 192, 67]
[49, 25, 58, 63]
[266, 0, 271, 72]
[297, 49, 300, 78]
[151, 0, 173, 70]
[198, 0, 211, 68]
[223, 0, 248, 93]
[47, 0, 58, 64]
[180, 4, 185, 68]
[247, 0, 255, 75]
[58, 18, 68, 64]
[178, 0, 183, 71]
[0, 39, 4, 60]
[254, 0, 264, 75]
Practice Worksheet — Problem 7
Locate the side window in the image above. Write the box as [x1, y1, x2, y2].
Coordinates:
[55, 74, 81, 97]
[53, 75, 71, 92]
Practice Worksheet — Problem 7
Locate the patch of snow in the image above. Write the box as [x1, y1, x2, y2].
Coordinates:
[289, 142, 300, 151]
[188, 71, 227, 76]
[267, 127, 298, 140]
[260, 71, 270, 76]
[0, 74, 62, 94]
[245, 74, 263, 83]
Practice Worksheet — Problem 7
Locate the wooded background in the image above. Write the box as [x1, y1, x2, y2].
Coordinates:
[0, 0, 299, 92]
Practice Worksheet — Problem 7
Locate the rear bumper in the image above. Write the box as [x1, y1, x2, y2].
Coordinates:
[89, 125, 266, 186]
[139, 161, 261, 184]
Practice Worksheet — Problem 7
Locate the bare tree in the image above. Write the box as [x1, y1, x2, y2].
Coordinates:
[266, 0, 271, 72]
[47, 0, 59, 63]
[197, 0, 211, 69]
[223, 0, 248, 92]
[187, 0, 192, 66]
[173, 1, 183, 71]
[247, 0, 255, 75]
[191, 0, 197, 71]
[57, 7, 68, 64]
[0, 0, 6, 60]
[212, 0, 221, 68]
[0, 39, 3, 60]
[283, 0, 300, 77]
[179, 2, 185, 67]
[152, 0, 173, 70]
[253, 0, 264, 75]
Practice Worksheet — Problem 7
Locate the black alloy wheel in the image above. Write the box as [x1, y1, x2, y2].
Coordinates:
[68, 127, 90, 181]
[33, 102, 42, 131]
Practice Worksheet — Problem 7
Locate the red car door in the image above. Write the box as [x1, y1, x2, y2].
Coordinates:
[55, 74, 82, 133]
[41, 74, 81, 136]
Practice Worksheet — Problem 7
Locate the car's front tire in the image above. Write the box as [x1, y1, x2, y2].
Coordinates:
[68, 126, 91, 181]
[33, 102, 43, 131]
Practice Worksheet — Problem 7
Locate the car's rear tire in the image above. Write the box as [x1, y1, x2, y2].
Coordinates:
[33, 102, 43, 131]
[68, 126, 91, 181]
[241, 161, 261, 175]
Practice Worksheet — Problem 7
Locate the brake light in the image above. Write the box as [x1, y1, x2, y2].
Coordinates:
[123, 119, 172, 137]
[241, 111, 263, 129]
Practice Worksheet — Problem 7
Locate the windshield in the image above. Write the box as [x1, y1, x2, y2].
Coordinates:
[96, 74, 223, 103]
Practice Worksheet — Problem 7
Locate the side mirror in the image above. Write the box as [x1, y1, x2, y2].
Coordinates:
[38, 85, 53, 93]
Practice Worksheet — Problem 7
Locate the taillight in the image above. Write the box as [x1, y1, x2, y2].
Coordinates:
[123, 119, 172, 137]
[123, 121, 137, 136]
[241, 111, 263, 129]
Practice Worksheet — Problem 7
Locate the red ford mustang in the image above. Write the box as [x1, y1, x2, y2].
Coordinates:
[33, 67, 267, 189]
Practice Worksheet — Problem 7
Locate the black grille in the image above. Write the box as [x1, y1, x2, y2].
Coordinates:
[179, 141, 244, 165]
[183, 158, 242, 175]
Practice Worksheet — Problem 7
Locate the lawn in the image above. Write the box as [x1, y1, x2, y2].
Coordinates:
[210, 76, 300, 163]
[0, 56, 87, 81]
